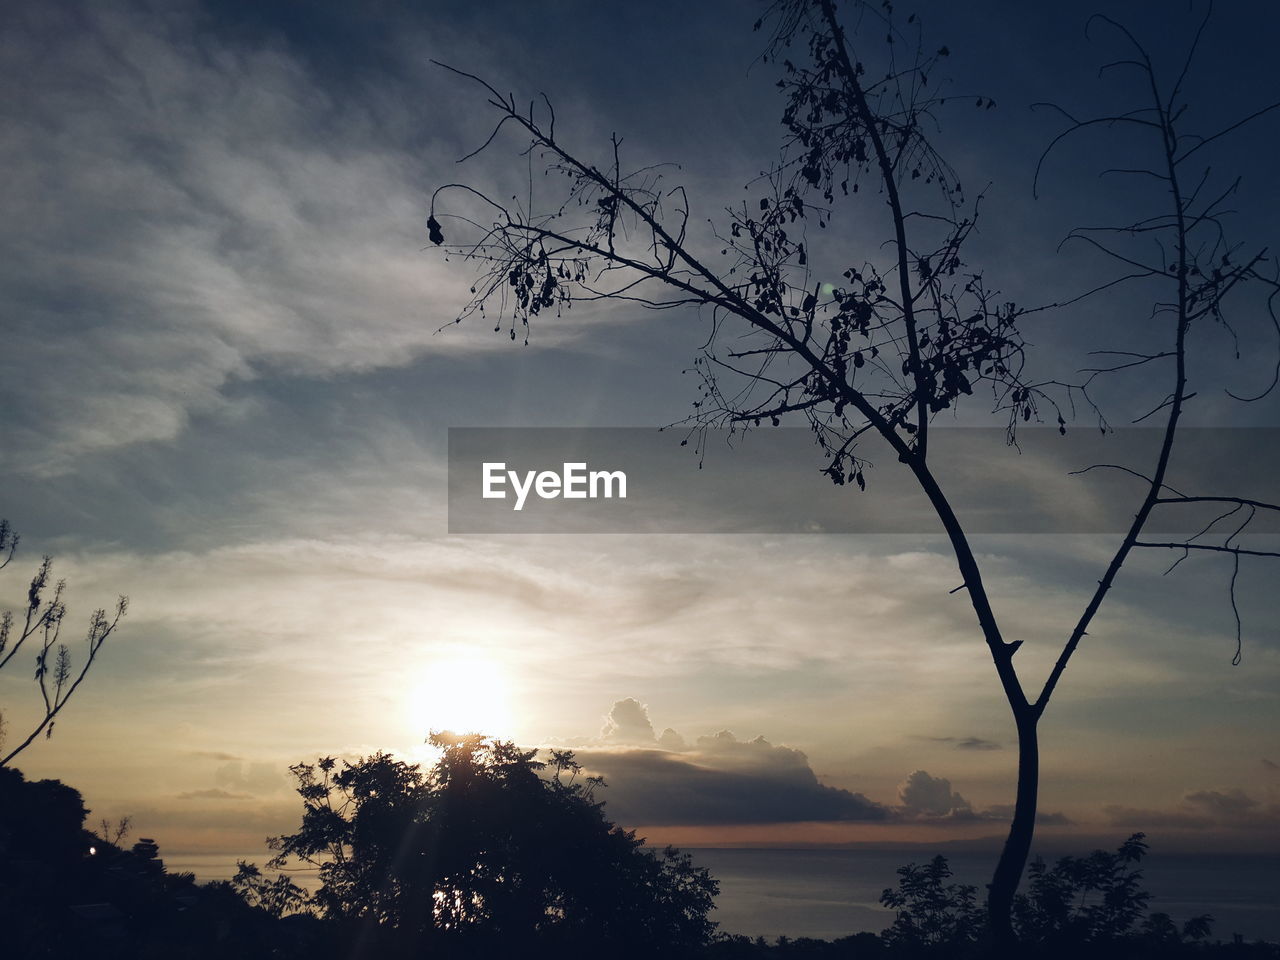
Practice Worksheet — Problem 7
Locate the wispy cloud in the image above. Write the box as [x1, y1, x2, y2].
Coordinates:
[0, 2, 598, 475]
[177, 787, 254, 801]
[921, 736, 1003, 751]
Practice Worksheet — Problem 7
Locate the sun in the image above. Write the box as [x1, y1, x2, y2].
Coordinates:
[407, 654, 514, 739]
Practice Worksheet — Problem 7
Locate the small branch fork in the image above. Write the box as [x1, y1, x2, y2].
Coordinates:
[1032, 11, 1280, 704]
[0, 522, 128, 767]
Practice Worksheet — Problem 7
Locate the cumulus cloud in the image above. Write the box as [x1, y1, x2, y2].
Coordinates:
[581, 745, 888, 826]
[564, 699, 887, 826]
[600, 697, 657, 743]
[657, 727, 687, 751]
[896, 771, 1070, 825]
[554, 701, 1079, 829]
[897, 770, 973, 818]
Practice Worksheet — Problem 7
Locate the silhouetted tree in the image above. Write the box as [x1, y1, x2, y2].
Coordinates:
[872, 834, 1220, 959]
[267, 733, 719, 958]
[98, 814, 132, 847]
[428, 1, 1280, 947]
[0, 519, 127, 766]
[1012, 833, 1213, 953]
[879, 855, 983, 954]
[0, 765, 326, 959]
[0, 763, 91, 866]
[230, 861, 312, 919]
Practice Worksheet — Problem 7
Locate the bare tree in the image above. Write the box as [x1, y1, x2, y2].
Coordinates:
[99, 814, 133, 847]
[427, 1, 1279, 946]
[0, 519, 127, 767]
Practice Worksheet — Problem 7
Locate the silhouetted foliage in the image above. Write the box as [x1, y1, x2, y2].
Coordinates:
[707, 926, 1277, 960]
[0, 518, 127, 766]
[230, 860, 311, 919]
[3, 760, 1274, 957]
[708, 931, 887, 958]
[859, 833, 1232, 959]
[266, 733, 719, 958]
[0, 764, 91, 867]
[879, 855, 983, 954]
[0, 764, 331, 959]
[1012, 833, 1215, 956]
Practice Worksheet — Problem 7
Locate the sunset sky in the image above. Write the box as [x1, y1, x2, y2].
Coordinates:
[2, 0, 1278, 866]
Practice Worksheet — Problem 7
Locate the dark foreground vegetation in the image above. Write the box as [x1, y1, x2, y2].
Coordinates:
[2, 743, 1277, 960]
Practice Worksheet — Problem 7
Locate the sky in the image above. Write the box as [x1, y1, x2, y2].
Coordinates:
[1, 0, 1279, 868]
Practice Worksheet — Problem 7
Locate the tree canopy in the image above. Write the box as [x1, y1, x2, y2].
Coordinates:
[267, 733, 719, 958]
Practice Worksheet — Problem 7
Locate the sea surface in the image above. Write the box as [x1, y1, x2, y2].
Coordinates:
[166, 847, 1280, 943]
[685, 848, 1280, 943]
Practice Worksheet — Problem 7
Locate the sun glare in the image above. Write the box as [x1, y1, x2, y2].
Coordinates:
[407, 655, 514, 739]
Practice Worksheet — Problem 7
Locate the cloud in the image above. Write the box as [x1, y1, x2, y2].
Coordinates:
[600, 697, 656, 743]
[657, 727, 688, 751]
[1102, 805, 1214, 830]
[922, 736, 1003, 751]
[953, 737, 1002, 751]
[124, 800, 298, 853]
[1104, 786, 1280, 831]
[1184, 789, 1261, 821]
[167, 757, 289, 808]
[176, 788, 254, 801]
[984, 804, 1073, 826]
[897, 770, 972, 818]
[581, 745, 888, 826]
[575, 714, 1068, 828]
[895, 771, 1070, 825]
[213, 760, 287, 795]
[563, 699, 887, 826]
[0, 2, 593, 474]
[190, 751, 242, 762]
[1036, 811, 1073, 827]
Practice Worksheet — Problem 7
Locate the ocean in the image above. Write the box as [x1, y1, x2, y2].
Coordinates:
[686, 848, 1280, 943]
[165, 847, 1280, 943]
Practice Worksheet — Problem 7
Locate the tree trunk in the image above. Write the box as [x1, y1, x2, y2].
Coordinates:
[986, 708, 1039, 949]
